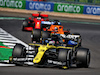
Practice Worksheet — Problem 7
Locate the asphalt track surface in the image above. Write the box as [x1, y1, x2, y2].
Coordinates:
[0, 12, 100, 75]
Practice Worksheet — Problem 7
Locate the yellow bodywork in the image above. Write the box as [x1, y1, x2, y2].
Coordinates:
[29, 43, 72, 64]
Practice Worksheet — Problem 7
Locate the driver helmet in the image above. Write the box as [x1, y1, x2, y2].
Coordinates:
[54, 27, 58, 31]
[43, 40, 49, 45]
[37, 17, 41, 20]
[49, 40, 55, 45]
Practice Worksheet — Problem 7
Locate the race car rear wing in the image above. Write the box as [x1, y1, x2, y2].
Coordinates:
[32, 14, 48, 17]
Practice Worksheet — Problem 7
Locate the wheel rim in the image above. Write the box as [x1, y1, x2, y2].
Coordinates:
[87, 51, 90, 66]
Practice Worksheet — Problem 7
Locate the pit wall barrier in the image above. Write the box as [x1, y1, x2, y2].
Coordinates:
[26, 1, 54, 11]
[0, 0, 26, 9]
[54, 3, 100, 15]
[0, 0, 100, 16]
[83, 5, 100, 15]
[54, 3, 84, 14]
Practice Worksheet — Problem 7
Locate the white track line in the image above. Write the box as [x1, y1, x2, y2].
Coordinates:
[3, 43, 16, 46]
[0, 40, 20, 43]
[0, 28, 29, 48]
[0, 63, 15, 66]
[0, 37, 15, 40]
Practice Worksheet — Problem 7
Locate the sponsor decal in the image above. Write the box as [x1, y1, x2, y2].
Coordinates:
[57, 4, 80, 13]
[0, 0, 25, 9]
[26, 1, 54, 11]
[84, 6, 100, 15]
[29, 2, 50, 10]
[54, 3, 84, 13]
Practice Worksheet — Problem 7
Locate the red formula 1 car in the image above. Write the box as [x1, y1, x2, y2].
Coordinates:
[22, 12, 49, 31]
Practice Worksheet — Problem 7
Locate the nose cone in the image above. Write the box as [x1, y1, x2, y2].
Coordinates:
[33, 46, 46, 64]
[33, 53, 42, 63]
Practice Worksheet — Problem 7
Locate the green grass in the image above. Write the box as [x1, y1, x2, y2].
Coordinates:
[65, 0, 100, 4]
[65, 0, 75, 2]
[94, 0, 100, 4]
[66, 0, 88, 3]
[79, 0, 88, 3]
[49, 0, 100, 5]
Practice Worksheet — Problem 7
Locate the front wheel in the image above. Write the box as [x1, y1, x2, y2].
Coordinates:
[76, 48, 90, 68]
[42, 31, 50, 39]
[58, 49, 72, 69]
[31, 29, 41, 43]
[12, 44, 26, 58]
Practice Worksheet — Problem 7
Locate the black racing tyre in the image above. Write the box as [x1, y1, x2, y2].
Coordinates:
[76, 48, 90, 68]
[22, 25, 27, 31]
[58, 49, 71, 68]
[32, 29, 41, 42]
[12, 44, 26, 58]
[22, 20, 28, 31]
[42, 31, 50, 39]
[23, 20, 28, 26]
[72, 32, 80, 35]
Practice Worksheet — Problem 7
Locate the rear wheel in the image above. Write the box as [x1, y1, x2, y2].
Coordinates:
[22, 18, 34, 31]
[22, 20, 28, 31]
[76, 48, 90, 68]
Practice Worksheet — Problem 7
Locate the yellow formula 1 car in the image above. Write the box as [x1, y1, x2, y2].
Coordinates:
[10, 36, 90, 69]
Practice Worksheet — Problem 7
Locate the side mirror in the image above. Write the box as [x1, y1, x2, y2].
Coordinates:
[67, 29, 70, 31]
